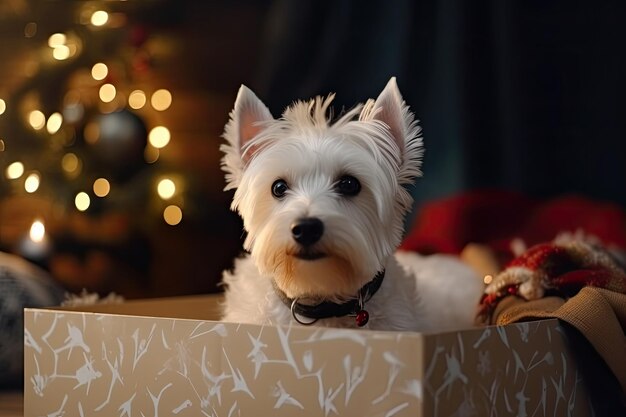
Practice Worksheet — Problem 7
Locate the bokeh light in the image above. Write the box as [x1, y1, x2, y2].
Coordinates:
[28, 110, 46, 130]
[91, 10, 109, 27]
[163, 205, 182, 225]
[52, 45, 71, 60]
[128, 90, 146, 109]
[6, 161, 25, 179]
[157, 178, 176, 199]
[30, 220, 45, 243]
[24, 172, 41, 193]
[0, 99, 6, 115]
[148, 126, 170, 148]
[93, 178, 110, 197]
[46, 112, 63, 134]
[99, 83, 116, 103]
[48, 33, 66, 48]
[151, 89, 172, 111]
[75, 192, 90, 211]
[91, 62, 108, 80]
[61, 153, 81, 178]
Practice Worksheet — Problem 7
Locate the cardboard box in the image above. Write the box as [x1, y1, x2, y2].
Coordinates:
[24, 294, 593, 416]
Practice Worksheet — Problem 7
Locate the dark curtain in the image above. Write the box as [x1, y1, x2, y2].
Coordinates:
[251, 0, 626, 210]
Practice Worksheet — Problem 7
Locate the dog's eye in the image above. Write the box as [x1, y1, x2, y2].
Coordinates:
[336, 175, 361, 196]
[271, 179, 289, 199]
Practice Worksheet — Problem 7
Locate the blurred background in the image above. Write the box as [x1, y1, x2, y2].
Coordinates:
[0, 0, 625, 297]
[0, 0, 625, 393]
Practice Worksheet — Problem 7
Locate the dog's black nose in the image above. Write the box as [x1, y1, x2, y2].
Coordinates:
[291, 217, 324, 246]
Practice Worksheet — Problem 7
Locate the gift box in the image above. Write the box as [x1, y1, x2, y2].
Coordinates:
[23, 294, 594, 416]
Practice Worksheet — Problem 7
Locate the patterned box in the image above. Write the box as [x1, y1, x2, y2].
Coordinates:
[24, 294, 592, 416]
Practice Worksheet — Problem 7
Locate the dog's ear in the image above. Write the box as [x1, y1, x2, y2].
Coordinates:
[227, 85, 273, 161]
[221, 85, 273, 189]
[362, 77, 408, 152]
[360, 77, 423, 185]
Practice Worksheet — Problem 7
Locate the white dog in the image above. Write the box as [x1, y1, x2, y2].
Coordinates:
[220, 78, 484, 331]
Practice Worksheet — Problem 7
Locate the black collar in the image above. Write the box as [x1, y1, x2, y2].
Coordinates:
[273, 270, 385, 326]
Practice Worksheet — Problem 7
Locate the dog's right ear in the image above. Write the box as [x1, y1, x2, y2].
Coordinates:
[221, 85, 273, 189]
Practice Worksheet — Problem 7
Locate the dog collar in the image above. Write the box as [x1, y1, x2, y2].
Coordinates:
[272, 270, 385, 327]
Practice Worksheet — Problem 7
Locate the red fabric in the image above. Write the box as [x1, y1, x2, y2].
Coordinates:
[401, 190, 626, 259]
[476, 239, 626, 323]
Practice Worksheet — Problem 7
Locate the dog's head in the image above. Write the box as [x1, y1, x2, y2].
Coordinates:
[221, 78, 423, 300]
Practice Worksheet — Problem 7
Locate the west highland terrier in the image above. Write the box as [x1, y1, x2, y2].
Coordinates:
[220, 78, 484, 331]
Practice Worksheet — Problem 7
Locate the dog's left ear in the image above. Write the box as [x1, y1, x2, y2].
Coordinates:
[221, 85, 274, 189]
[360, 77, 423, 184]
[361, 77, 409, 154]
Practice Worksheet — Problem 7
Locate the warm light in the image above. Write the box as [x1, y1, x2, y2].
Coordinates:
[128, 90, 146, 109]
[0, 140, 5, 151]
[151, 89, 172, 111]
[48, 33, 66, 48]
[28, 110, 46, 130]
[24, 172, 40, 193]
[0, 99, 6, 115]
[75, 192, 90, 211]
[99, 83, 116, 103]
[163, 205, 182, 225]
[93, 178, 110, 197]
[30, 220, 45, 243]
[6, 162, 25, 179]
[157, 178, 176, 199]
[52, 45, 71, 60]
[46, 112, 63, 134]
[91, 63, 108, 80]
[148, 126, 170, 148]
[483, 275, 493, 285]
[61, 153, 79, 172]
[91, 10, 109, 27]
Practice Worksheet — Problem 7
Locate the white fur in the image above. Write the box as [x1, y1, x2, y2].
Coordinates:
[220, 77, 484, 331]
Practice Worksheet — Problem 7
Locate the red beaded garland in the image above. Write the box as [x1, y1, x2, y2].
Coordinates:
[355, 310, 369, 327]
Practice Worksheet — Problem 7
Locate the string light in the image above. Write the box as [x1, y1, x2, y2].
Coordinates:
[99, 83, 116, 103]
[46, 112, 63, 134]
[48, 33, 66, 48]
[163, 205, 182, 225]
[30, 220, 46, 243]
[91, 10, 109, 27]
[93, 178, 110, 197]
[75, 192, 90, 211]
[6, 162, 25, 179]
[151, 89, 172, 111]
[24, 172, 41, 193]
[148, 126, 170, 148]
[28, 110, 46, 130]
[48, 33, 73, 61]
[128, 90, 146, 109]
[157, 178, 176, 199]
[52, 45, 71, 60]
[3, 10, 192, 227]
[91, 63, 108, 80]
